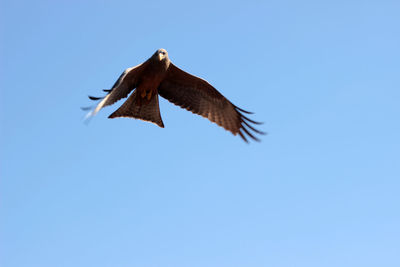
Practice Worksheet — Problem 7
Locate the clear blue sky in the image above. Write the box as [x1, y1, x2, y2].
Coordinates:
[1, 1, 399, 266]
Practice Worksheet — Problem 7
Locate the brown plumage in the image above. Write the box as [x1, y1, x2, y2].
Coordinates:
[83, 49, 264, 142]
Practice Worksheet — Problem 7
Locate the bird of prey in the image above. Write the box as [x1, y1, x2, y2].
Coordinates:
[83, 49, 264, 142]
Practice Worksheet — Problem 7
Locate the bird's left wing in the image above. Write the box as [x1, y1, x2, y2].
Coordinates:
[158, 63, 264, 142]
[83, 61, 148, 119]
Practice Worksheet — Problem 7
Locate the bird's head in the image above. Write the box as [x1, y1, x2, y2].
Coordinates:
[154, 48, 168, 62]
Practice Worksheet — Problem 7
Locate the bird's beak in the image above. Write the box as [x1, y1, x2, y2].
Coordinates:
[158, 53, 163, 61]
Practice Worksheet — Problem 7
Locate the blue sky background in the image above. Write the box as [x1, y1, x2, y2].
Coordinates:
[1, 0, 399, 266]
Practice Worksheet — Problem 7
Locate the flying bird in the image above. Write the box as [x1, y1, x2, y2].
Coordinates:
[83, 49, 264, 142]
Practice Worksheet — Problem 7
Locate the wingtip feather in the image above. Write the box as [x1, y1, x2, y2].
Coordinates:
[234, 105, 254, 114]
[88, 95, 104, 101]
[81, 106, 93, 111]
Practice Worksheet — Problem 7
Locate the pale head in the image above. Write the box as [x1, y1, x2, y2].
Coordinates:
[154, 48, 168, 61]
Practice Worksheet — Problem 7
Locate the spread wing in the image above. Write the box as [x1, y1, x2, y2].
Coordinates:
[83, 61, 148, 118]
[158, 63, 264, 142]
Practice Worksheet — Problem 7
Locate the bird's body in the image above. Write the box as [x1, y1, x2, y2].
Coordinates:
[84, 49, 264, 142]
[135, 56, 169, 105]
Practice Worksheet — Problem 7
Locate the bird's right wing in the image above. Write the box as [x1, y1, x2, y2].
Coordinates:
[83, 61, 148, 119]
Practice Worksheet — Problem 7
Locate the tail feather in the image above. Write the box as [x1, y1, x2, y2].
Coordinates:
[108, 90, 164, 128]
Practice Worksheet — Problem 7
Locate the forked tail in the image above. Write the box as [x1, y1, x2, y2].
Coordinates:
[108, 90, 164, 128]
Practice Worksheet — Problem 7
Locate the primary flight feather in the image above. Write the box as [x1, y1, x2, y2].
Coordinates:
[83, 49, 264, 142]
